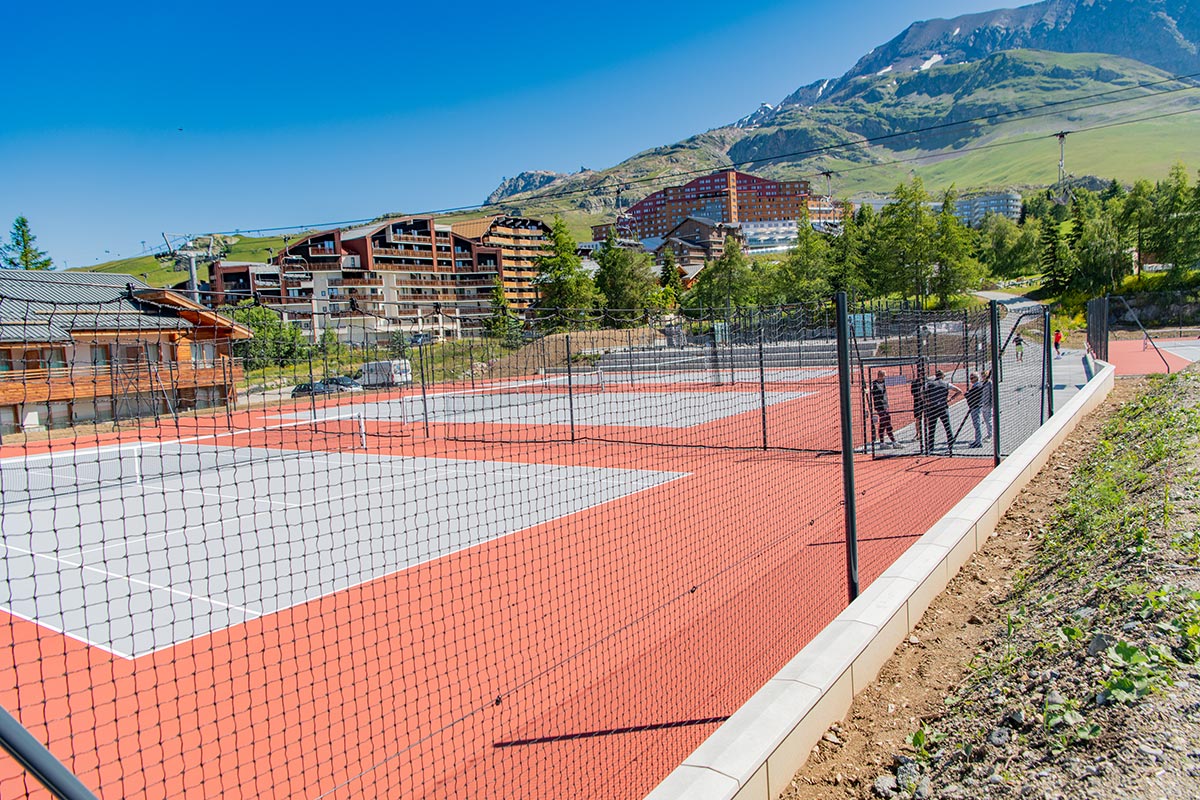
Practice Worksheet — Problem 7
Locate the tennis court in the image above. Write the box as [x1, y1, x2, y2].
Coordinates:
[0, 422, 685, 659]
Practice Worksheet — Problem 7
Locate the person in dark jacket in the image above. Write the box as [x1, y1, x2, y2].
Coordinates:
[870, 370, 898, 449]
[924, 370, 963, 451]
[965, 372, 991, 448]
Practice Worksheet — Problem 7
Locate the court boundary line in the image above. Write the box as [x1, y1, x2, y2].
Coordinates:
[3, 455, 689, 661]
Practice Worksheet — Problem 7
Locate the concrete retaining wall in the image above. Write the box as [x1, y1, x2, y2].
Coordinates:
[646, 361, 1117, 800]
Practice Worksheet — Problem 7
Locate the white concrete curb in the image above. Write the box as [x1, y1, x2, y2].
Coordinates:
[646, 361, 1117, 800]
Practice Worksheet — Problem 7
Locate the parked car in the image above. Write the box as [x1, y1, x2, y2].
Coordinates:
[359, 359, 414, 388]
[324, 376, 364, 392]
[407, 332, 435, 346]
[291, 381, 338, 398]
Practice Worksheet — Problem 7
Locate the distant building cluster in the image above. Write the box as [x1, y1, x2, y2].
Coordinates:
[193, 171, 1021, 340]
[210, 216, 550, 340]
[853, 191, 1023, 228]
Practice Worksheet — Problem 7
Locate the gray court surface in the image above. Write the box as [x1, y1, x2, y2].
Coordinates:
[1159, 340, 1200, 364]
[0, 443, 685, 659]
[304, 385, 817, 429]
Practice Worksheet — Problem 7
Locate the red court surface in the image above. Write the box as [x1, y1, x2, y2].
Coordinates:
[0, 374, 991, 799]
[1105, 338, 1195, 376]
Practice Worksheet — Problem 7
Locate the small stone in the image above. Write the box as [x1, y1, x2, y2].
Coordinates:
[1045, 689, 1066, 706]
[1073, 607, 1096, 620]
[1087, 633, 1114, 657]
[874, 773, 899, 798]
[834, 772, 844, 785]
[894, 754, 916, 769]
[888, 703, 897, 714]
[824, 731, 843, 745]
[988, 727, 1013, 747]
[1004, 709, 1027, 728]
[909, 635, 920, 644]
[988, 773, 1004, 784]
[1122, 621, 1139, 632]
[967, 614, 985, 625]
[1138, 744, 1164, 760]
[897, 762, 922, 792]
[915, 774, 934, 799]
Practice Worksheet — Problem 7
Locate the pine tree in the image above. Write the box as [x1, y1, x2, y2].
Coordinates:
[2, 216, 53, 270]
[930, 191, 982, 306]
[594, 228, 657, 326]
[1040, 223, 1076, 297]
[775, 206, 831, 303]
[659, 246, 683, 294]
[532, 217, 603, 330]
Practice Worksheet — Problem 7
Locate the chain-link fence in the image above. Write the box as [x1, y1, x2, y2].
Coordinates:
[0, 289, 1059, 800]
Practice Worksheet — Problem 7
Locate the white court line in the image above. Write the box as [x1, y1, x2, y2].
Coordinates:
[0, 414, 362, 467]
[126, 468, 694, 662]
[0, 540, 261, 618]
[0, 600, 135, 660]
[183, 488, 301, 509]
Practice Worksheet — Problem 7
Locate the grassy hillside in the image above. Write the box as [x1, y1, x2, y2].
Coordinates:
[74, 234, 296, 288]
[495, 50, 1200, 222]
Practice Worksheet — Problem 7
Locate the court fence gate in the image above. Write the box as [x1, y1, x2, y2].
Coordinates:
[0, 292, 1061, 800]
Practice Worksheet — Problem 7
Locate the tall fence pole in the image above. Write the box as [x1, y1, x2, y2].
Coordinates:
[565, 332, 577, 443]
[757, 326, 768, 450]
[418, 343, 430, 438]
[990, 300, 1002, 467]
[836, 292, 860, 602]
[0, 704, 100, 800]
[1044, 306, 1055, 420]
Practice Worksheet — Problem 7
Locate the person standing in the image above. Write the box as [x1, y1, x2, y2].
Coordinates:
[964, 372, 990, 448]
[910, 373, 926, 451]
[924, 369, 963, 452]
[1053, 329, 1063, 358]
[1013, 333, 1025, 363]
[870, 370, 898, 449]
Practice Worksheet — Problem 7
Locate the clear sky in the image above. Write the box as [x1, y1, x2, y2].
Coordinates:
[0, 0, 1009, 267]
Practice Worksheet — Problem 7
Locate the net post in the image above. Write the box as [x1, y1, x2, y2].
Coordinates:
[1044, 306, 1055, 419]
[757, 325, 768, 450]
[565, 331, 576, 443]
[417, 343, 431, 438]
[990, 300, 1002, 467]
[359, 411, 367, 450]
[836, 292, 860, 602]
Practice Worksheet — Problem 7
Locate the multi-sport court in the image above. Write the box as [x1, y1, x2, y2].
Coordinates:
[0, 356, 998, 799]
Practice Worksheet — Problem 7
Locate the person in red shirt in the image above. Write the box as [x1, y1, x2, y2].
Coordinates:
[1054, 329, 1063, 359]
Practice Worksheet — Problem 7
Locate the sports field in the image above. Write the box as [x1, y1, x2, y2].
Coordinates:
[0, 357, 996, 799]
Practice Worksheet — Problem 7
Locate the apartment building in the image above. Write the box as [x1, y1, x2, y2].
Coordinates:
[0, 270, 250, 437]
[450, 216, 551, 312]
[270, 216, 557, 340]
[592, 169, 840, 242]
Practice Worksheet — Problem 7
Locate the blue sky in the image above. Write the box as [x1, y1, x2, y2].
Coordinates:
[0, 0, 1007, 267]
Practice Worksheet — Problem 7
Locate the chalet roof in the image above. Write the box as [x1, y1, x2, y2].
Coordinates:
[449, 217, 499, 240]
[0, 270, 250, 343]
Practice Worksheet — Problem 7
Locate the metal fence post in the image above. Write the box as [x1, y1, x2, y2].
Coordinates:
[418, 343, 430, 438]
[565, 332, 576, 443]
[990, 300, 1002, 467]
[758, 326, 768, 450]
[836, 292, 860, 602]
[0, 704, 100, 800]
[1044, 306, 1055, 420]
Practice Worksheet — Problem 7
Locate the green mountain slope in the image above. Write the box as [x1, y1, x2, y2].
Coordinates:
[494, 50, 1200, 222]
[72, 234, 294, 289]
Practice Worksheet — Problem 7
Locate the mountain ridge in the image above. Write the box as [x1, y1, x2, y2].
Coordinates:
[487, 0, 1200, 215]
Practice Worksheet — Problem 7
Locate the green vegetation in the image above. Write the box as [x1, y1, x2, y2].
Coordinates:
[73, 233, 296, 288]
[1, 216, 53, 270]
